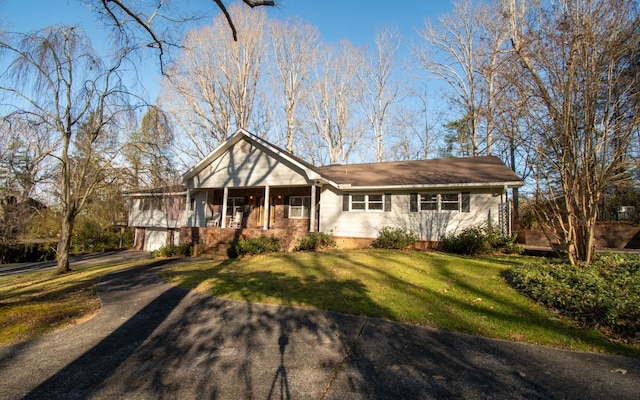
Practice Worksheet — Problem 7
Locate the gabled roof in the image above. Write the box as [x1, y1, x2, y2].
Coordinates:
[181, 129, 523, 190]
[182, 129, 323, 183]
[315, 156, 523, 189]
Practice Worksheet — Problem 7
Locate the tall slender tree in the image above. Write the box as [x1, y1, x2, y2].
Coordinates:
[162, 3, 268, 167]
[0, 26, 133, 273]
[306, 40, 365, 165]
[269, 18, 319, 154]
[358, 27, 403, 162]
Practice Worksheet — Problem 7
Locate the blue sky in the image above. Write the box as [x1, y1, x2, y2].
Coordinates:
[0, 0, 455, 100]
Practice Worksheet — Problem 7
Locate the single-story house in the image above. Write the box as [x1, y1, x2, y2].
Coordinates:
[127, 129, 523, 251]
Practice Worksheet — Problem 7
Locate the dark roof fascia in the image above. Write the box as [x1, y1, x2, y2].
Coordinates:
[124, 185, 187, 197]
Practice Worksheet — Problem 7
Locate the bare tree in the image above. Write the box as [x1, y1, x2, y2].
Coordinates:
[503, 0, 640, 263]
[0, 26, 135, 273]
[391, 87, 442, 160]
[476, 0, 510, 156]
[88, 0, 274, 73]
[306, 40, 365, 165]
[122, 107, 176, 189]
[358, 27, 403, 162]
[161, 3, 268, 167]
[417, 0, 483, 156]
[0, 119, 54, 262]
[269, 18, 319, 154]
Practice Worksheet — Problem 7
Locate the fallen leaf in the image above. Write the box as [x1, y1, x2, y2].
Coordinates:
[518, 372, 526, 378]
[433, 375, 446, 381]
[611, 368, 628, 375]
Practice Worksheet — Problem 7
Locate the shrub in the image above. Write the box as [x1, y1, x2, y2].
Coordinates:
[227, 236, 281, 258]
[504, 254, 640, 338]
[372, 227, 418, 249]
[152, 242, 194, 258]
[441, 222, 523, 255]
[294, 232, 336, 251]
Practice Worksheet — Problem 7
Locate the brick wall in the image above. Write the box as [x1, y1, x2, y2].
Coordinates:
[515, 224, 640, 249]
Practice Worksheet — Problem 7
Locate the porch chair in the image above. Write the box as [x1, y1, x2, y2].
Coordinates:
[207, 213, 221, 227]
[229, 211, 243, 229]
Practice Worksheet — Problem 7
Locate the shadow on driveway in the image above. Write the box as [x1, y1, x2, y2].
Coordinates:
[23, 259, 187, 399]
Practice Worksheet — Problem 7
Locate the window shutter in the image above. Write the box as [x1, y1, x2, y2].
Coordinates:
[410, 193, 418, 212]
[384, 193, 392, 212]
[284, 196, 290, 218]
[461, 192, 471, 213]
[343, 194, 350, 211]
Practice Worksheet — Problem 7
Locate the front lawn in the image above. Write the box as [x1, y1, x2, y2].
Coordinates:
[161, 249, 640, 357]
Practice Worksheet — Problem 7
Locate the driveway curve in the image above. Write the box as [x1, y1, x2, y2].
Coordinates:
[0, 258, 639, 399]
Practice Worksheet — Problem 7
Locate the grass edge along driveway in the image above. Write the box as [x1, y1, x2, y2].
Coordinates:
[160, 249, 639, 358]
[0, 259, 151, 347]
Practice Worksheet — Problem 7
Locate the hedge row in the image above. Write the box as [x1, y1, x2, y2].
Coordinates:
[504, 253, 640, 338]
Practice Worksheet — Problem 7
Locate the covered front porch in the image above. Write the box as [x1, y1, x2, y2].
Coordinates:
[188, 185, 320, 233]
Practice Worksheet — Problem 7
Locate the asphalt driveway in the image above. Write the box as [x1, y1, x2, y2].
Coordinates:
[0, 257, 638, 399]
[0, 249, 152, 276]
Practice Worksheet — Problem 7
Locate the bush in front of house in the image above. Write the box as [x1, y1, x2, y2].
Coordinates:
[152, 242, 194, 258]
[441, 222, 523, 255]
[372, 227, 418, 250]
[227, 235, 281, 258]
[294, 232, 336, 251]
[504, 253, 640, 338]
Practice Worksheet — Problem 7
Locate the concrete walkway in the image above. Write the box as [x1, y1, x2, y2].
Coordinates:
[1, 258, 639, 399]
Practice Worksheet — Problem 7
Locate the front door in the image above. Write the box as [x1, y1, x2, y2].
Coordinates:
[256, 197, 276, 227]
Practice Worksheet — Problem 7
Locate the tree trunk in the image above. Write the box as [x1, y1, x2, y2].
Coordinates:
[56, 210, 75, 274]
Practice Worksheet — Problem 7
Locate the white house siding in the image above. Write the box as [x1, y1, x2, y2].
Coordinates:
[129, 198, 187, 228]
[187, 191, 207, 227]
[193, 139, 310, 188]
[319, 186, 503, 241]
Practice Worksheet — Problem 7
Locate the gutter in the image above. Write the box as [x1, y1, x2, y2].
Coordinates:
[333, 181, 524, 191]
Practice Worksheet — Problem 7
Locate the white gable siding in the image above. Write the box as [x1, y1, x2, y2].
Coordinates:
[193, 139, 309, 188]
[319, 186, 503, 241]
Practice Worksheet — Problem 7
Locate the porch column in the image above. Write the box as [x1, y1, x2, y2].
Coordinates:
[309, 184, 316, 232]
[263, 185, 270, 230]
[221, 187, 228, 228]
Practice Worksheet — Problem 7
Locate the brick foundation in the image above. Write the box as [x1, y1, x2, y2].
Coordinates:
[180, 228, 441, 253]
[180, 227, 311, 251]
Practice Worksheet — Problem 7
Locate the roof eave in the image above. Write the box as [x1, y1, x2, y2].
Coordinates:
[334, 181, 524, 191]
[124, 191, 188, 197]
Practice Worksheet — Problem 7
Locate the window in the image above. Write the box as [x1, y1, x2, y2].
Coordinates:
[420, 194, 438, 211]
[414, 193, 468, 212]
[368, 194, 383, 210]
[440, 194, 460, 211]
[289, 196, 311, 218]
[141, 198, 151, 211]
[226, 197, 244, 216]
[350, 194, 386, 212]
[351, 194, 366, 210]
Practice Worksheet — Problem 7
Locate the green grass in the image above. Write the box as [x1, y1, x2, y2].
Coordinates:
[0, 259, 149, 347]
[160, 249, 640, 357]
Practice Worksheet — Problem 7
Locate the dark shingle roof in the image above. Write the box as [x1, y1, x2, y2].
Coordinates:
[315, 156, 522, 187]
